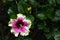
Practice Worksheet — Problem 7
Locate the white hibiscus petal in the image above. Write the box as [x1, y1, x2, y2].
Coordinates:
[25, 27, 29, 31]
[23, 19, 32, 28]
[8, 19, 16, 27]
[9, 19, 14, 23]
[20, 28, 30, 36]
[8, 23, 12, 26]
[17, 13, 26, 18]
[20, 30, 30, 36]
[10, 28, 14, 33]
[14, 33, 19, 37]
[10, 28, 19, 37]
[8, 19, 14, 26]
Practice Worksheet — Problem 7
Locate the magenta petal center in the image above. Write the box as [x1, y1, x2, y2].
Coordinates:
[12, 18, 28, 29]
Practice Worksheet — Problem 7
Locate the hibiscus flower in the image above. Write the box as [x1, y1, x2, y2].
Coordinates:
[8, 13, 32, 37]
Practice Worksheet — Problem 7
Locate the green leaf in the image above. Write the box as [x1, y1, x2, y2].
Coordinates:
[43, 27, 50, 33]
[45, 33, 52, 39]
[44, 6, 55, 19]
[37, 21, 46, 30]
[7, 0, 13, 1]
[2, 0, 7, 3]
[16, 36, 32, 40]
[52, 10, 60, 21]
[8, 8, 17, 19]
[49, 0, 56, 5]
[26, 15, 34, 22]
[17, 0, 29, 14]
[54, 33, 60, 40]
[23, 37, 32, 40]
[57, 0, 60, 4]
[36, 13, 46, 20]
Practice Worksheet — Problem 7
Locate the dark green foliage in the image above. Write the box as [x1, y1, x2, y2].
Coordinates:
[0, 0, 60, 40]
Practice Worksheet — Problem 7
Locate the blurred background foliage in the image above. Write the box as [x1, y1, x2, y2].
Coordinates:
[0, 0, 60, 40]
